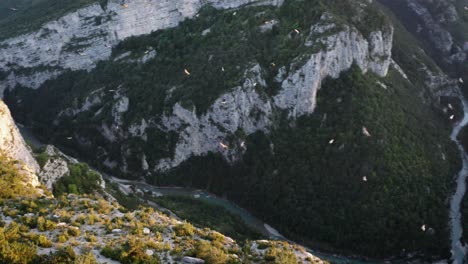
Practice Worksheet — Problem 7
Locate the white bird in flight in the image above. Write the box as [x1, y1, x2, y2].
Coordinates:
[362, 127, 371, 137]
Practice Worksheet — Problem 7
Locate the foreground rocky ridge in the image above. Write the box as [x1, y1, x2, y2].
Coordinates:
[1, 195, 325, 264]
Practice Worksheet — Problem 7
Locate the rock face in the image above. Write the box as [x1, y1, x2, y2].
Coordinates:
[0, 0, 283, 96]
[158, 65, 273, 170]
[0, 100, 40, 187]
[154, 15, 393, 171]
[274, 17, 393, 117]
[39, 146, 71, 190]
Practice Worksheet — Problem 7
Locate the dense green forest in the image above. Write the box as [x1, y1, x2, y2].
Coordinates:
[378, 0, 468, 246]
[3, 0, 461, 260]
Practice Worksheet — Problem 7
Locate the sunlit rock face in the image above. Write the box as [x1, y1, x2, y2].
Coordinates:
[0, 100, 40, 187]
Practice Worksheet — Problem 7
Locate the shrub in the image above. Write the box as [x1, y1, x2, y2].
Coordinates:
[36, 152, 49, 169]
[173, 222, 195, 237]
[37, 217, 56, 231]
[74, 252, 98, 264]
[37, 235, 53, 248]
[47, 246, 76, 263]
[67, 227, 81, 237]
[264, 246, 298, 263]
[57, 234, 68, 243]
[195, 240, 229, 264]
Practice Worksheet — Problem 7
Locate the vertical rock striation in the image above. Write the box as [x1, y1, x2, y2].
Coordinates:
[0, 100, 40, 187]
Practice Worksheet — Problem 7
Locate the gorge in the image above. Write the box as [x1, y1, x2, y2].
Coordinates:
[0, 0, 467, 263]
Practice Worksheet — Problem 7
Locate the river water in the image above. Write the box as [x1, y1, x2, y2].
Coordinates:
[450, 99, 468, 264]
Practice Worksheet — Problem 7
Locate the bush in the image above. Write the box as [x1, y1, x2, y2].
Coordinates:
[173, 222, 195, 237]
[53, 163, 102, 196]
[67, 227, 81, 237]
[37, 217, 56, 231]
[194, 240, 229, 264]
[57, 234, 68, 243]
[36, 151, 49, 169]
[264, 246, 298, 263]
[37, 235, 53, 248]
[101, 239, 161, 264]
[47, 246, 76, 264]
[74, 252, 98, 264]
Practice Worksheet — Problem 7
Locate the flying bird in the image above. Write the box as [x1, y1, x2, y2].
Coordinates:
[362, 127, 371, 137]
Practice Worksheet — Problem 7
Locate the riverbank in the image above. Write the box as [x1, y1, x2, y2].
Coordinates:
[449, 98, 468, 264]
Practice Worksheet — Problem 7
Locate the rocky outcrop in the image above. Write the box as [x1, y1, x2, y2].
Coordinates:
[0, 0, 283, 96]
[38, 146, 71, 190]
[157, 64, 273, 170]
[38, 145, 106, 191]
[274, 16, 393, 117]
[0, 100, 40, 187]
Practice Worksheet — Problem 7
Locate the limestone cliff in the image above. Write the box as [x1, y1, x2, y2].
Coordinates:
[152, 14, 394, 171]
[0, 0, 283, 96]
[0, 100, 40, 187]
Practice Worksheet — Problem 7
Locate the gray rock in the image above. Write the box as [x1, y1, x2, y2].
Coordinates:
[182, 257, 205, 264]
[274, 16, 393, 118]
